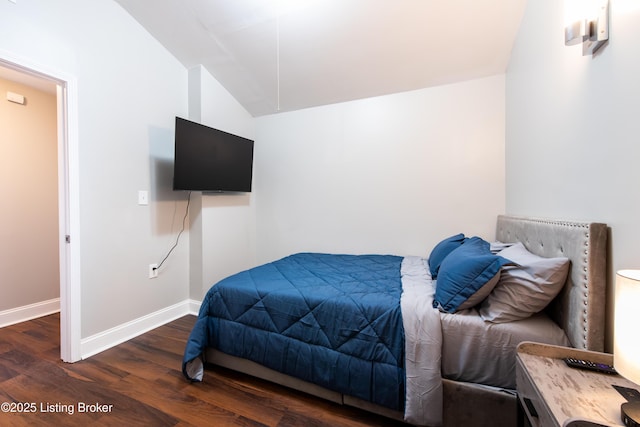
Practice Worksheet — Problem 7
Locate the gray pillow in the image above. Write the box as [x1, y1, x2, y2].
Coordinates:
[457, 272, 501, 311]
[479, 242, 569, 323]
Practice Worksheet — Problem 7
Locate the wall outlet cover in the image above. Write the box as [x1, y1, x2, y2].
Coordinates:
[149, 263, 158, 279]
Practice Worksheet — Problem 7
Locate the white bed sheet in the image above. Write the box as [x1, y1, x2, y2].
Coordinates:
[440, 307, 571, 389]
[400, 256, 443, 427]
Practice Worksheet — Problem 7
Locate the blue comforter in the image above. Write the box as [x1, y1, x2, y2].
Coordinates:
[183, 252, 406, 411]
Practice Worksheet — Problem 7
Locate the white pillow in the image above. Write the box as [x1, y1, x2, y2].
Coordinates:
[479, 243, 570, 323]
[489, 241, 514, 254]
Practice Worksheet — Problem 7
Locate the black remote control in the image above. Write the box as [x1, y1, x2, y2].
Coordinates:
[563, 357, 618, 375]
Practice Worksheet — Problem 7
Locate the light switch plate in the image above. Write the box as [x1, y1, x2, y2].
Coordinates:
[138, 190, 148, 205]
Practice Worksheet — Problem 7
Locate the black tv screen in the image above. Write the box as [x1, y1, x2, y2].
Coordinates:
[173, 117, 254, 192]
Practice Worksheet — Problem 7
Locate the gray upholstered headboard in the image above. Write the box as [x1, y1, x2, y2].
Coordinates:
[495, 215, 608, 352]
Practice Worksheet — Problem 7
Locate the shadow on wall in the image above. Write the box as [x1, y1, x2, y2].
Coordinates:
[149, 125, 190, 235]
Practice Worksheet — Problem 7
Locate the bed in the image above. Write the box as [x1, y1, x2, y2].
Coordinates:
[182, 215, 608, 426]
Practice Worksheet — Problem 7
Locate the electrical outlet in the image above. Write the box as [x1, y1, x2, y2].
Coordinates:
[149, 263, 158, 279]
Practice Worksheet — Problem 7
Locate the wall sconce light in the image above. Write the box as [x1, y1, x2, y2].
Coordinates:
[564, 0, 609, 55]
[614, 270, 640, 426]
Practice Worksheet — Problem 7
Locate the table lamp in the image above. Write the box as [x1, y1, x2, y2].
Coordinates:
[615, 270, 640, 427]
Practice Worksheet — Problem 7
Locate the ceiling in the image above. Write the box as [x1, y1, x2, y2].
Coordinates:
[125, 1, 526, 116]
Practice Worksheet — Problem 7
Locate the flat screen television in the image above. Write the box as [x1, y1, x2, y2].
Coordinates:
[173, 117, 254, 192]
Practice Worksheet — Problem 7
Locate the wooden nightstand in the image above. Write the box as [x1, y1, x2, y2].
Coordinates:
[516, 341, 640, 427]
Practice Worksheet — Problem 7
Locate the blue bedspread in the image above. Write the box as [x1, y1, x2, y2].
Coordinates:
[183, 252, 406, 411]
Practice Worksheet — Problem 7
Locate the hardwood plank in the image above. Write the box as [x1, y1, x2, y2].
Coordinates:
[60, 357, 130, 386]
[87, 343, 174, 382]
[0, 313, 408, 426]
[112, 373, 273, 427]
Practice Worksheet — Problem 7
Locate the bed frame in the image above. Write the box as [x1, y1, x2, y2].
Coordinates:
[204, 215, 608, 426]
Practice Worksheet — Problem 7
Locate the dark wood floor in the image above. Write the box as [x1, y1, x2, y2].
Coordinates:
[0, 313, 407, 426]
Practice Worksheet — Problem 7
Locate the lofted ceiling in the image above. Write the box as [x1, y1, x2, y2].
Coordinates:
[117, 0, 527, 117]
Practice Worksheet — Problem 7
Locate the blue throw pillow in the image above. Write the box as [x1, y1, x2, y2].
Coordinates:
[433, 237, 512, 313]
[428, 233, 467, 278]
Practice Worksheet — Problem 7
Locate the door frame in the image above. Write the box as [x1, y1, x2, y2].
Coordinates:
[0, 52, 81, 362]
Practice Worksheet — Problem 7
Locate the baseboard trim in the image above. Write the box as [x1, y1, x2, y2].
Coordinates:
[189, 299, 202, 314]
[0, 298, 61, 328]
[81, 299, 202, 359]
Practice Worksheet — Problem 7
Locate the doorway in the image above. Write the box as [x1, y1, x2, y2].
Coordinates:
[0, 56, 80, 362]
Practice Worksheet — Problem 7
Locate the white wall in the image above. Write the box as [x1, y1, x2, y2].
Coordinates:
[0, 77, 58, 312]
[0, 0, 190, 338]
[188, 66, 257, 299]
[255, 75, 506, 262]
[506, 0, 640, 348]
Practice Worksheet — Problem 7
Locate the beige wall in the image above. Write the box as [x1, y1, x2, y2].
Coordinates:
[0, 77, 59, 311]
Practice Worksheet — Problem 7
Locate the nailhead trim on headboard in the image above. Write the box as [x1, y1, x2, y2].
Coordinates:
[495, 216, 607, 352]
